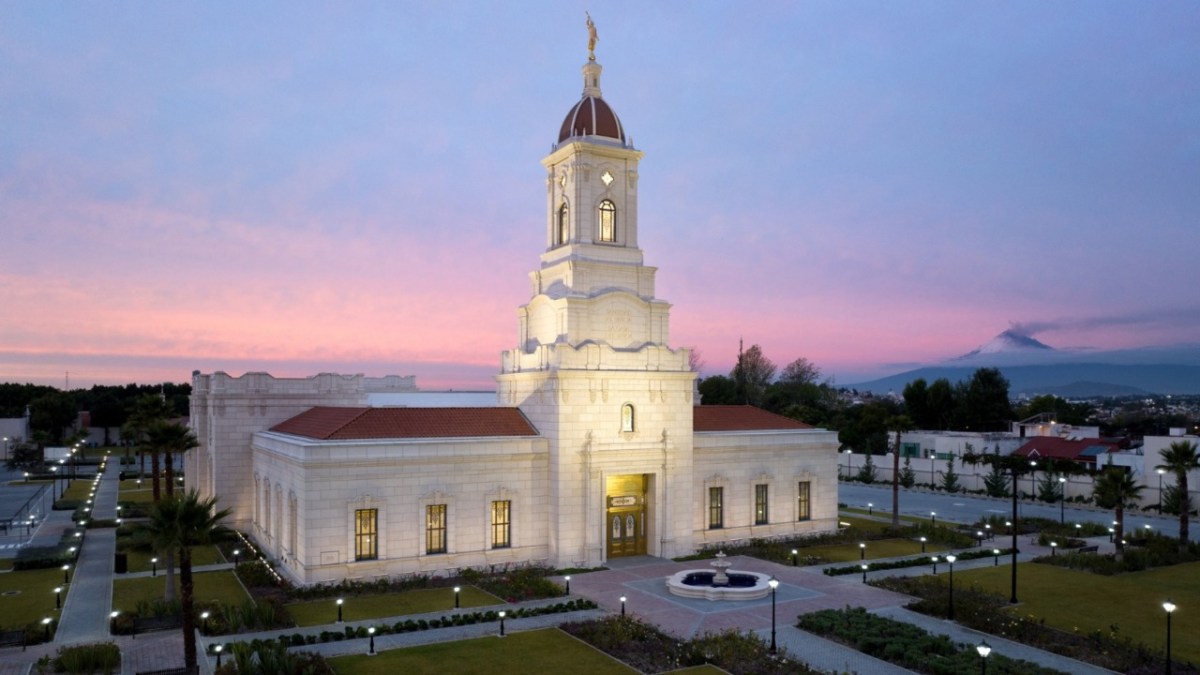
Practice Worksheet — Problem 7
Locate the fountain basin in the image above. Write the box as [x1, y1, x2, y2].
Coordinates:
[665, 569, 773, 601]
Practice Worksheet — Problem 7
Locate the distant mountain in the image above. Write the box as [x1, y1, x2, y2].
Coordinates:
[848, 335, 1200, 396]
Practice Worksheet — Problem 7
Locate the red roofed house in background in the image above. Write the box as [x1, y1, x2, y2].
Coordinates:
[185, 27, 838, 585]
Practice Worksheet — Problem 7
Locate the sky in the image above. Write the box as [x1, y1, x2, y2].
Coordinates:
[2, 1, 1198, 391]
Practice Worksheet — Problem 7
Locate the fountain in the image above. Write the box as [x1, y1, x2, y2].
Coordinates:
[665, 551, 773, 601]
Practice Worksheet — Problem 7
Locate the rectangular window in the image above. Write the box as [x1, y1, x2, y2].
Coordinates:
[491, 500, 511, 549]
[354, 509, 377, 561]
[754, 484, 769, 525]
[708, 487, 724, 529]
[426, 504, 447, 554]
[797, 481, 811, 521]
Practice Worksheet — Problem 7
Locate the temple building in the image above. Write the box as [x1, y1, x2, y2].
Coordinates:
[187, 31, 838, 585]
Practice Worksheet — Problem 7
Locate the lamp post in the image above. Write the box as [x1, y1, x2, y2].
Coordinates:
[368, 626, 376, 655]
[1050, 541, 1058, 556]
[498, 610, 507, 637]
[51, 466, 60, 499]
[930, 555, 938, 574]
[791, 549, 798, 566]
[42, 617, 52, 642]
[619, 596, 627, 617]
[867, 502, 873, 516]
[920, 536, 927, 553]
[454, 586, 460, 609]
[215, 644, 223, 668]
[233, 549, 241, 565]
[62, 564, 70, 585]
[151, 557, 158, 577]
[1059, 476, 1067, 523]
[201, 611, 210, 634]
[861, 563, 868, 583]
[54, 586, 62, 610]
[564, 575, 571, 595]
[1157, 469, 1166, 512]
[767, 576, 779, 654]
[976, 640, 992, 675]
[844, 449, 852, 477]
[336, 598, 344, 623]
[945, 555, 957, 620]
[859, 542, 866, 560]
[1164, 600, 1176, 675]
[993, 548, 1001, 566]
[930, 511, 936, 526]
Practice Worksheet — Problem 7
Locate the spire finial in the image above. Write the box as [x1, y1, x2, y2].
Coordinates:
[586, 12, 598, 61]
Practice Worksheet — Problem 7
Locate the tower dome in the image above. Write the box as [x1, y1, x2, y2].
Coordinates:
[556, 56, 627, 145]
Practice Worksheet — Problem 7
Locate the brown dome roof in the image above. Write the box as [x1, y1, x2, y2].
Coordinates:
[558, 95, 626, 144]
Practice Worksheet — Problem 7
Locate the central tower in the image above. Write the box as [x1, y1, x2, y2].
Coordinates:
[497, 23, 697, 567]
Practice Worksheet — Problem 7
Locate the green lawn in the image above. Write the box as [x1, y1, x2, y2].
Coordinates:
[806, 537, 947, 563]
[287, 586, 504, 627]
[955, 561, 1200, 665]
[118, 481, 155, 503]
[0, 567, 70, 630]
[328, 627, 637, 674]
[112, 570, 250, 612]
[121, 546, 222, 573]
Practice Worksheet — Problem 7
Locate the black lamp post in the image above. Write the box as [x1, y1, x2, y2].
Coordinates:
[993, 548, 1001, 566]
[368, 626, 376, 655]
[930, 555, 938, 574]
[945, 555, 957, 620]
[62, 564, 70, 585]
[860, 563, 868, 583]
[564, 575, 571, 595]
[215, 644, 223, 668]
[768, 576, 779, 654]
[1157, 469, 1166, 512]
[791, 549, 798, 566]
[1059, 476, 1067, 523]
[977, 640, 992, 675]
[233, 548, 241, 565]
[454, 586, 460, 609]
[499, 610, 507, 637]
[619, 596, 627, 617]
[1164, 600, 1176, 675]
[42, 617, 52, 642]
[859, 542, 866, 560]
[867, 502, 873, 516]
[930, 511, 936, 526]
[920, 536, 927, 553]
[336, 598, 344, 623]
[1050, 542, 1058, 557]
[54, 586, 62, 610]
[151, 557, 158, 577]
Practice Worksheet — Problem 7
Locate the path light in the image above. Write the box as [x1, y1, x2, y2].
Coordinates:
[564, 575, 571, 595]
[42, 617, 52, 641]
[1059, 477, 1067, 523]
[368, 626, 376, 655]
[1164, 600, 1177, 675]
[920, 536, 927, 553]
[54, 586, 62, 610]
[620, 596, 627, 617]
[930, 555, 938, 574]
[233, 549, 241, 565]
[1050, 542, 1058, 557]
[867, 502, 873, 516]
[767, 576, 779, 653]
[930, 511, 937, 526]
[63, 564, 70, 585]
[859, 542, 866, 560]
[976, 531, 984, 547]
[151, 557, 158, 576]
[201, 611, 210, 633]
[791, 549, 798, 566]
[454, 586, 461, 609]
[945, 555, 957, 620]
[993, 548, 1001, 566]
[1157, 468, 1166, 512]
[215, 644, 223, 668]
[977, 640, 992, 675]
[1108, 527, 1115, 543]
[860, 563, 868, 583]
[336, 598, 344, 623]
[499, 610, 507, 637]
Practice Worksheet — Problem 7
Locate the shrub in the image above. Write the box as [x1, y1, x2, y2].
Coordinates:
[55, 642, 120, 674]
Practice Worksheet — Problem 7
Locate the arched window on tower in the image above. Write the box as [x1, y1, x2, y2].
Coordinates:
[598, 199, 616, 242]
[621, 403, 635, 432]
[556, 202, 569, 246]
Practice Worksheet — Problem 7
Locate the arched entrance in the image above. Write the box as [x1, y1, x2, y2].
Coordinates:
[605, 474, 647, 558]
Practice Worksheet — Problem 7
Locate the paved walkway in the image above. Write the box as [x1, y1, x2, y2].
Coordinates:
[0, 488, 1138, 674]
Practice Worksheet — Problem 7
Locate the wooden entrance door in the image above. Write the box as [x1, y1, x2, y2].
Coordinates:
[606, 507, 645, 557]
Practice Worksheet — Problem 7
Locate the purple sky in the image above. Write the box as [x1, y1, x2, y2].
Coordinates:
[2, 2, 1198, 390]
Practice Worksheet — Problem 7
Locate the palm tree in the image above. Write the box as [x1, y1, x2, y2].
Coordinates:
[125, 395, 172, 498]
[1156, 440, 1200, 552]
[1093, 468, 1144, 555]
[146, 421, 198, 499]
[140, 490, 231, 674]
[887, 415, 913, 528]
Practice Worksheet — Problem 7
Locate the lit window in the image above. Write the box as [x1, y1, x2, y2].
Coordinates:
[355, 509, 377, 561]
[621, 403, 635, 432]
[754, 484, 769, 525]
[598, 200, 616, 242]
[491, 500, 511, 549]
[557, 203, 569, 246]
[797, 481, 811, 521]
[426, 504, 447, 554]
[708, 487, 723, 529]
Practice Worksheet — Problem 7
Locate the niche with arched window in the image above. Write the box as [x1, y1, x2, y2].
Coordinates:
[556, 202, 569, 246]
[621, 403, 635, 432]
[598, 199, 616, 242]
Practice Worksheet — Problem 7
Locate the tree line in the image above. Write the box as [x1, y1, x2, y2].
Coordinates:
[0, 381, 191, 445]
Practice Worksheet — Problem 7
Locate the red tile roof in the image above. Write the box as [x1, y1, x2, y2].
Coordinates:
[1014, 436, 1120, 464]
[693, 405, 812, 432]
[270, 407, 539, 440]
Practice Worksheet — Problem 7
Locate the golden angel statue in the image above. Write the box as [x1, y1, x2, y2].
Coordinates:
[586, 12, 598, 60]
